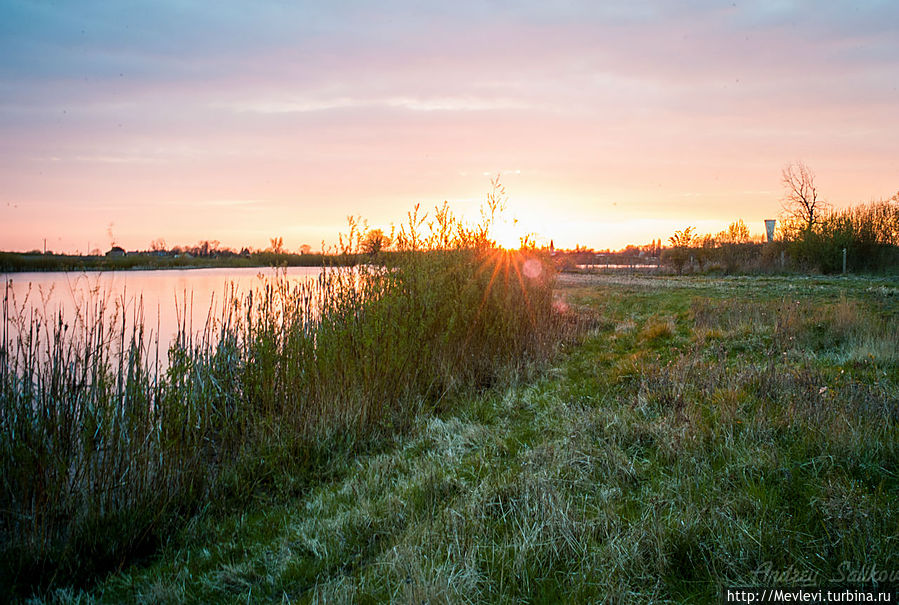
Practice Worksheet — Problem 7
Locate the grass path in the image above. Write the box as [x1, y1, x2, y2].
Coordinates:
[49, 274, 899, 604]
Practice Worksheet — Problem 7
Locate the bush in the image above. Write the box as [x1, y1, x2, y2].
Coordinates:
[785, 198, 899, 273]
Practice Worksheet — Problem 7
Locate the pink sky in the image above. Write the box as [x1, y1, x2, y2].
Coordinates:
[2, 1, 898, 253]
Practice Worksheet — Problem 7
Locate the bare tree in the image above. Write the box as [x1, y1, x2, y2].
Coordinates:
[782, 161, 827, 232]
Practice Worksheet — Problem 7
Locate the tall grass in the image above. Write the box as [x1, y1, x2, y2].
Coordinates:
[0, 206, 562, 597]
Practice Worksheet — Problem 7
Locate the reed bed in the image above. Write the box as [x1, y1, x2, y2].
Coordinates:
[0, 214, 562, 596]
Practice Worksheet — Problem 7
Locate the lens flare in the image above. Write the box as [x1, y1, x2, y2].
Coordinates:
[522, 258, 542, 279]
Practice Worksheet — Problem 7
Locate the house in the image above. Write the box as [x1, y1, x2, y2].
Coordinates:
[106, 246, 126, 257]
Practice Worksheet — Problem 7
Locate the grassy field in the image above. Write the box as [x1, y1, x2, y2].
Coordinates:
[23, 272, 899, 603]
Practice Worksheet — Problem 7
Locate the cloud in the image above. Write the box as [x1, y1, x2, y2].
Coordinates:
[194, 199, 262, 207]
[217, 94, 530, 114]
[2, 0, 898, 251]
[4, 0, 897, 124]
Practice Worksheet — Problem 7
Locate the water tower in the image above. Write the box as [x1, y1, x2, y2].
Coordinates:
[764, 219, 776, 243]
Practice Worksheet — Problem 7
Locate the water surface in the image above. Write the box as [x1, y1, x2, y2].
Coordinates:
[2, 266, 325, 362]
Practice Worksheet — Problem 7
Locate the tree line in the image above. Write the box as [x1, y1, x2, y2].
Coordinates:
[661, 162, 898, 274]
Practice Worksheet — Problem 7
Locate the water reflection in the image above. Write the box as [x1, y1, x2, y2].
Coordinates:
[2, 266, 325, 366]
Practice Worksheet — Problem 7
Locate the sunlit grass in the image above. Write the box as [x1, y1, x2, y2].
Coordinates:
[0, 204, 571, 599]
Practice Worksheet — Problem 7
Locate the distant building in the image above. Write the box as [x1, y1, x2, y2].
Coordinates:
[106, 246, 125, 257]
[764, 219, 776, 242]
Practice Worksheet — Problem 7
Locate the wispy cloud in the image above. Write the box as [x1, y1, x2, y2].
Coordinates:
[195, 199, 262, 207]
[217, 95, 530, 114]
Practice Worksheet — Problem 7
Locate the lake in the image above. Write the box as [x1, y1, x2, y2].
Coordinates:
[2, 266, 326, 365]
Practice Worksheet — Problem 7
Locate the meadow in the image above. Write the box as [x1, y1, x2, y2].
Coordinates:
[12, 270, 897, 603]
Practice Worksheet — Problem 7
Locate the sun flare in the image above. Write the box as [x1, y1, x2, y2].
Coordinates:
[491, 218, 523, 250]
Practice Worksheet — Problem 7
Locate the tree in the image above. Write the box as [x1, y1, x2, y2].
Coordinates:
[715, 220, 754, 273]
[195, 240, 219, 257]
[668, 226, 696, 248]
[299, 244, 312, 255]
[269, 237, 284, 254]
[782, 161, 827, 232]
[663, 226, 697, 274]
[361, 229, 390, 256]
[716, 220, 751, 244]
[150, 238, 167, 252]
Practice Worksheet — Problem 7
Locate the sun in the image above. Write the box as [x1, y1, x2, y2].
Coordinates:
[491, 218, 523, 250]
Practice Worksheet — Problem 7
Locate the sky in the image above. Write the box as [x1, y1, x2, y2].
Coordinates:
[2, 0, 898, 253]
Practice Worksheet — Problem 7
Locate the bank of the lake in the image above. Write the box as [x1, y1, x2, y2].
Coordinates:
[0, 251, 337, 273]
[1, 246, 563, 600]
[3, 265, 327, 363]
[53, 273, 899, 604]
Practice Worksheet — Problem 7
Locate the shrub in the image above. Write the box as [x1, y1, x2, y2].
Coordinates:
[784, 197, 899, 273]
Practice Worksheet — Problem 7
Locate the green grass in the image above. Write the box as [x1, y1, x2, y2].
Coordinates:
[1, 206, 566, 600]
[26, 272, 897, 603]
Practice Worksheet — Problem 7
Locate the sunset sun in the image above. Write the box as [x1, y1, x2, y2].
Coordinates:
[491, 219, 522, 250]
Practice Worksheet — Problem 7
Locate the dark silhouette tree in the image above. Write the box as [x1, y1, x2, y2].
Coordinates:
[782, 161, 827, 232]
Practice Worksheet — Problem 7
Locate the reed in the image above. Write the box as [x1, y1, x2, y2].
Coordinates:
[0, 207, 562, 597]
